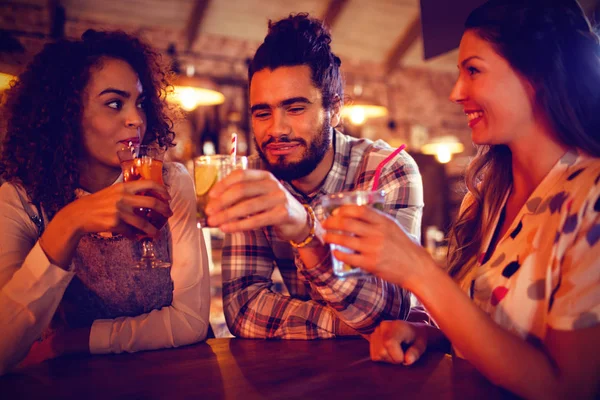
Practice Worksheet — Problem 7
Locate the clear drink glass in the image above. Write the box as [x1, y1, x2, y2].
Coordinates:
[320, 190, 385, 278]
[117, 144, 170, 269]
[193, 155, 248, 227]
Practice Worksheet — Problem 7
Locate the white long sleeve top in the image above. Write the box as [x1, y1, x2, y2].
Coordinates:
[0, 162, 210, 375]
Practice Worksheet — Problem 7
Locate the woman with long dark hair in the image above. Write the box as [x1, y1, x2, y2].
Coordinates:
[0, 30, 210, 374]
[323, 1, 600, 398]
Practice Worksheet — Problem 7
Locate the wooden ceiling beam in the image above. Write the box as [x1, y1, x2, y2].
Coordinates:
[384, 15, 422, 76]
[321, 0, 349, 29]
[183, 0, 211, 52]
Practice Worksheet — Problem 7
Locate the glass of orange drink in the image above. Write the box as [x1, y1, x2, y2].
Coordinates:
[117, 144, 170, 269]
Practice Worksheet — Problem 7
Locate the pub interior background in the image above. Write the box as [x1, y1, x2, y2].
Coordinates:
[1, 0, 599, 337]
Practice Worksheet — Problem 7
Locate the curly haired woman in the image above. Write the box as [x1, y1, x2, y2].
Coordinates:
[0, 30, 210, 375]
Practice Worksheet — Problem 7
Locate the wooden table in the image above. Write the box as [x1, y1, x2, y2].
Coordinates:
[0, 338, 515, 399]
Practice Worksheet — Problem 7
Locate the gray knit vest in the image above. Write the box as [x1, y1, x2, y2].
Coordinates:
[57, 229, 174, 328]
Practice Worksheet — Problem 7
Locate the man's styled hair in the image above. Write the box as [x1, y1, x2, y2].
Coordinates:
[248, 13, 343, 110]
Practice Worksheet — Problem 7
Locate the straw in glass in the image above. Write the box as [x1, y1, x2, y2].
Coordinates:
[371, 144, 406, 191]
[230, 132, 237, 163]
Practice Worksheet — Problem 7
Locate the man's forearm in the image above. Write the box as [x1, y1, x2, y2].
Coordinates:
[297, 218, 328, 269]
[223, 279, 338, 339]
[298, 259, 411, 334]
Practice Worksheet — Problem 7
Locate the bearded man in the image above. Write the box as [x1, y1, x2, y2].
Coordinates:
[205, 13, 424, 339]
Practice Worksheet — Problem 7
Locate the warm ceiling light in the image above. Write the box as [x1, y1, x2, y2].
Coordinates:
[171, 86, 225, 111]
[0, 72, 16, 91]
[342, 101, 388, 125]
[167, 75, 225, 111]
[341, 84, 388, 125]
[348, 106, 365, 125]
[421, 135, 465, 163]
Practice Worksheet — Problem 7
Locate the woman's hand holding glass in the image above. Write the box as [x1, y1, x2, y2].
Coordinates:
[64, 180, 172, 239]
[39, 180, 172, 270]
[322, 205, 432, 288]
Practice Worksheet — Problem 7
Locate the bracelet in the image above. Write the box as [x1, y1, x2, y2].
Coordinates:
[289, 204, 316, 248]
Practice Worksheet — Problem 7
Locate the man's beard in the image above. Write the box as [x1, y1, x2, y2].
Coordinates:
[254, 117, 332, 181]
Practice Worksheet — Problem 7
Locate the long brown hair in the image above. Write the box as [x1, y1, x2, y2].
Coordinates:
[447, 146, 511, 281]
[447, 0, 600, 281]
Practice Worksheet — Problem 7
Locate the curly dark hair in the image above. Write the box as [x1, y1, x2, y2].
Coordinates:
[0, 30, 175, 219]
[248, 13, 343, 111]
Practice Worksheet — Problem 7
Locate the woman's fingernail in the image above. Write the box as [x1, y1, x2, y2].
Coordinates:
[332, 208, 339, 216]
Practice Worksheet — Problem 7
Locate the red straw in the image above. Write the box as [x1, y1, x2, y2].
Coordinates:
[230, 132, 237, 161]
[371, 144, 406, 191]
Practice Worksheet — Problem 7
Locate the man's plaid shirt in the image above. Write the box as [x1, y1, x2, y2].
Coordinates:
[222, 130, 424, 339]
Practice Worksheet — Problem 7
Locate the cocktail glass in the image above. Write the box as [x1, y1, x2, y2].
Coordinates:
[193, 155, 248, 227]
[320, 190, 385, 278]
[117, 144, 170, 269]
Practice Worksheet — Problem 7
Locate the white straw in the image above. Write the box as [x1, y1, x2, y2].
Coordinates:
[230, 132, 238, 163]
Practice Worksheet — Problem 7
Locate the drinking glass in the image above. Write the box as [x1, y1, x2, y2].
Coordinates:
[320, 190, 385, 278]
[193, 155, 248, 227]
[117, 144, 170, 269]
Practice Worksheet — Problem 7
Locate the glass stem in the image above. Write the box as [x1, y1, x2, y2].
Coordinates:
[141, 239, 156, 262]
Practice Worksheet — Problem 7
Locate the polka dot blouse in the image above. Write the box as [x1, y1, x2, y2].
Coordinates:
[459, 149, 600, 345]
